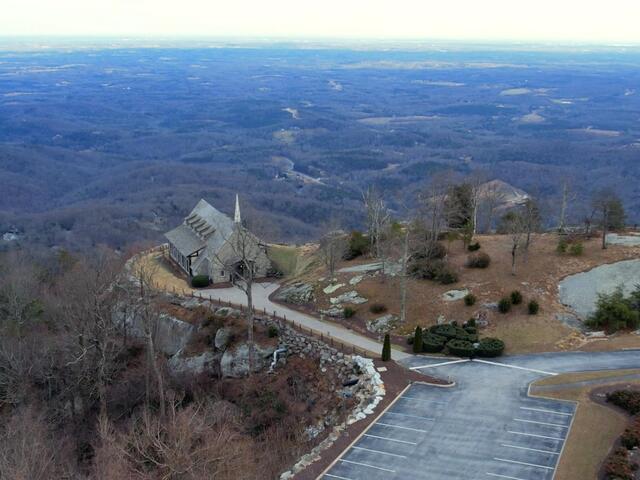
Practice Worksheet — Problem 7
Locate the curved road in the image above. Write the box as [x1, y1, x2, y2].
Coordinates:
[200, 282, 410, 360]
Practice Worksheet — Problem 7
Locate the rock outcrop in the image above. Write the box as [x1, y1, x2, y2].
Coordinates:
[366, 314, 399, 334]
[273, 282, 315, 305]
[330, 291, 367, 305]
[220, 343, 277, 378]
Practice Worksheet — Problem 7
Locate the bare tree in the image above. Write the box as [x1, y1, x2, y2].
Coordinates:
[479, 180, 506, 233]
[318, 221, 348, 281]
[212, 217, 270, 374]
[592, 188, 626, 249]
[522, 198, 541, 252]
[399, 224, 412, 324]
[502, 210, 527, 275]
[557, 179, 576, 233]
[467, 170, 488, 235]
[362, 186, 391, 260]
[56, 249, 125, 419]
[418, 171, 456, 257]
[130, 255, 166, 417]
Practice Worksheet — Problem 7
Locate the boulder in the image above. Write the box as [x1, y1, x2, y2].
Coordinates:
[273, 282, 315, 305]
[442, 288, 469, 302]
[214, 327, 232, 350]
[330, 291, 368, 305]
[114, 307, 196, 356]
[349, 275, 364, 286]
[323, 283, 344, 294]
[214, 306, 242, 318]
[320, 307, 345, 318]
[168, 350, 218, 375]
[220, 342, 277, 378]
[366, 314, 399, 334]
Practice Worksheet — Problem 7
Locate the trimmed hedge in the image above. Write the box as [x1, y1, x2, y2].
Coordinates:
[475, 338, 505, 357]
[191, 275, 210, 288]
[422, 333, 447, 353]
[446, 339, 475, 357]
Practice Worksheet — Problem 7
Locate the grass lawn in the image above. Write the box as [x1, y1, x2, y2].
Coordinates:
[531, 370, 640, 480]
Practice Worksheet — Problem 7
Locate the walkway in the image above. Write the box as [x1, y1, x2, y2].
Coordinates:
[201, 282, 411, 360]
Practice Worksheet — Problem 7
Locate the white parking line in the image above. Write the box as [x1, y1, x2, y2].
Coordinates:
[324, 474, 353, 480]
[473, 359, 558, 376]
[508, 430, 564, 441]
[520, 406, 572, 416]
[514, 418, 569, 428]
[400, 396, 447, 405]
[409, 359, 470, 370]
[352, 446, 407, 458]
[501, 444, 560, 455]
[486, 473, 527, 480]
[363, 434, 417, 445]
[376, 422, 429, 433]
[385, 411, 434, 421]
[339, 459, 396, 473]
[494, 457, 554, 470]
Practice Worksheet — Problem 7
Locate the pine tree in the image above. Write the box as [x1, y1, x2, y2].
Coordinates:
[381, 333, 391, 361]
[412, 326, 423, 354]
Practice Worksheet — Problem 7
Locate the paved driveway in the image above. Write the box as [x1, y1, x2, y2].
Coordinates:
[200, 283, 410, 360]
[321, 350, 640, 480]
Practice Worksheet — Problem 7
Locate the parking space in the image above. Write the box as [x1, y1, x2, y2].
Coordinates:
[321, 364, 577, 480]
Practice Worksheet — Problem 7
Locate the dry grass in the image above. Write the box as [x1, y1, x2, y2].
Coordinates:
[315, 233, 640, 354]
[531, 372, 640, 480]
[134, 250, 192, 294]
[535, 369, 640, 387]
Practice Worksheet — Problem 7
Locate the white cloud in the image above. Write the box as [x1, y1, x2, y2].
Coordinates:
[2, 0, 640, 43]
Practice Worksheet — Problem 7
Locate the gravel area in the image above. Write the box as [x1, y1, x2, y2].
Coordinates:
[558, 259, 640, 319]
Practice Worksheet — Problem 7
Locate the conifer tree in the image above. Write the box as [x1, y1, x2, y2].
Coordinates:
[381, 333, 391, 361]
[413, 326, 423, 354]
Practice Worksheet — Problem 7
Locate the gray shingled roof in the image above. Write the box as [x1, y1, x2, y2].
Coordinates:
[165, 225, 205, 257]
[165, 199, 236, 259]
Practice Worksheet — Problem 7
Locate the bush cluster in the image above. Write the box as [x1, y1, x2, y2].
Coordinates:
[343, 307, 356, 318]
[464, 293, 476, 306]
[369, 303, 387, 314]
[528, 300, 540, 315]
[410, 322, 503, 358]
[604, 447, 637, 480]
[466, 252, 491, 269]
[587, 286, 640, 332]
[510, 290, 523, 305]
[498, 297, 512, 313]
[607, 390, 640, 415]
[569, 242, 584, 256]
[621, 417, 640, 449]
[344, 230, 369, 260]
[191, 275, 210, 288]
[267, 326, 279, 338]
[467, 242, 481, 252]
[408, 258, 458, 285]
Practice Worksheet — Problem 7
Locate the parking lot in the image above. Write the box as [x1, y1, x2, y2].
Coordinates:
[321, 365, 575, 480]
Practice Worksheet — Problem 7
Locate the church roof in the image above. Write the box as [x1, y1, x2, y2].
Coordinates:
[164, 199, 235, 257]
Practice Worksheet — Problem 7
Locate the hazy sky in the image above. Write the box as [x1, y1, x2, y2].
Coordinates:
[3, 0, 640, 43]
